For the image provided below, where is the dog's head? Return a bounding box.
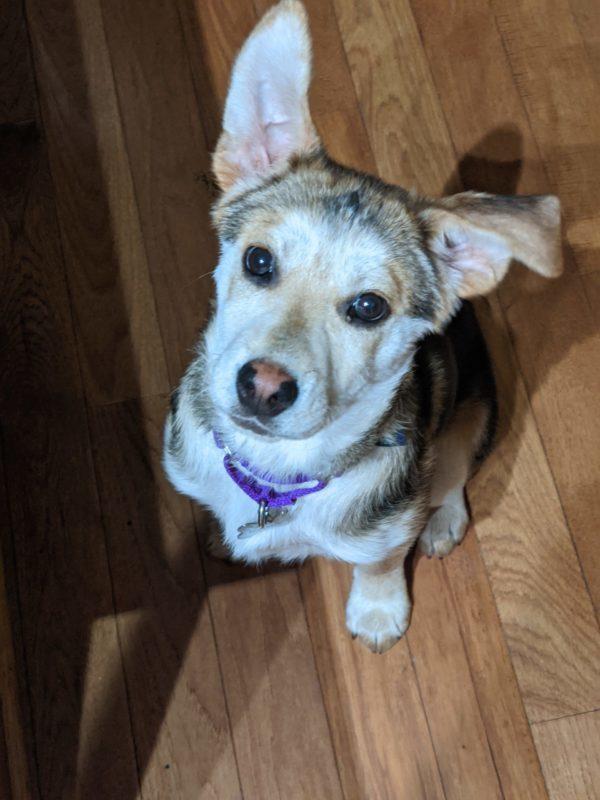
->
[204,0,561,442]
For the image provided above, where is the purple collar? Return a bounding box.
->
[213,426,406,531]
[213,432,328,509]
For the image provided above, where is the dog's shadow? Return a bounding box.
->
[409,125,590,585]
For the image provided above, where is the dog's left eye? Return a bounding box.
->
[346,293,390,324]
[244,246,274,283]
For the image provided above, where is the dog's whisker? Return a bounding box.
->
[182,269,216,289]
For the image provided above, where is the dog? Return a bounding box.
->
[164,0,561,653]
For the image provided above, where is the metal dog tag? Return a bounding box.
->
[238,501,290,539]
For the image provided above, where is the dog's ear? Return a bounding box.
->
[213,0,318,194]
[419,192,562,297]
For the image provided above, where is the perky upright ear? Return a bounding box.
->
[420,192,562,297]
[212,0,318,194]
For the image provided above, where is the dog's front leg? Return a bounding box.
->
[346,544,413,654]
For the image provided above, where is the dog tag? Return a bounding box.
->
[238,501,290,539]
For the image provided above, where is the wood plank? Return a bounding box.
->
[407,556,502,800]
[0,120,139,797]
[336,0,600,723]
[501,276,600,615]
[24,0,169,404]
[179,0,255,151]
[408,0,558,198]
[300,560,445,800]
[89,396,241,799]
[470,293,600,721]
[570,0,600,80]
[411,0,600,618]
[332,0,455,195]
[532,710,600,799]
[203,555,344,800]
[444,518,548,800]
[0,590,30,800]
[0,0,37,124]
[0,456,35,800]
[99,0,218,384]
[490,0,600,275]
[0,707,13,800]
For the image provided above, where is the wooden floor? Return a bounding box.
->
[1,0,599,797]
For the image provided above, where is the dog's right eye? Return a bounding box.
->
[244,246,275,283]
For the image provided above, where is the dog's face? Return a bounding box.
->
[207,165,444,439]
[204,0,561,441]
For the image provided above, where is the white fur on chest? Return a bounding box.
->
[164,413,416,567]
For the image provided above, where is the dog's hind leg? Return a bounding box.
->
[419,400,492,558]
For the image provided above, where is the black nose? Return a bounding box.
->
[236,360,299,417]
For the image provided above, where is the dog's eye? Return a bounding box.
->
[244,246,274,282]
[347,293,390,324]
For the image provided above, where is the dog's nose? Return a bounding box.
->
[236,360,298,417]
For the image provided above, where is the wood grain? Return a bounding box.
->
[0,120,139,798]
[334,0,600,723]
[301,559,446,800]
[489,0,600,276]
[180,0,256,150]
[411,0,600,621]
[3,0,599,797]
[203,555,344,800]
[407,556,503,800]
[444,519,548,800]
[532,711,600,799]
[332,0,455,195]
[89,396,241,799]
[99,0,219,384]
[0,454,34,800]
[0,0,36,124]
[501,277,600,616]
[472,293,600,721]
[570,0,600,81]
[24,0,169,405]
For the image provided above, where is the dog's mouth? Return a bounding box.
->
[228,410,329,441]
[229,413,276,437]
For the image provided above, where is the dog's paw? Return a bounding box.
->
[419,503,469,558]
[346,588,410,654]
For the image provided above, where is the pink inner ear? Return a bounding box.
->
[238,138,271,178]
[264,121,297,165]
[438,240,481,288]
[446,241,489,276]
[258,79,298,166]
[433,223,511,297]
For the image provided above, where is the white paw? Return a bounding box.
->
[346,587,410,654]
[419,503,469,558]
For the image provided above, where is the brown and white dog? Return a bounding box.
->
[164,0,561,653]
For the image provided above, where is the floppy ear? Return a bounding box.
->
[213,0,319,194]
[420,192,562,297]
